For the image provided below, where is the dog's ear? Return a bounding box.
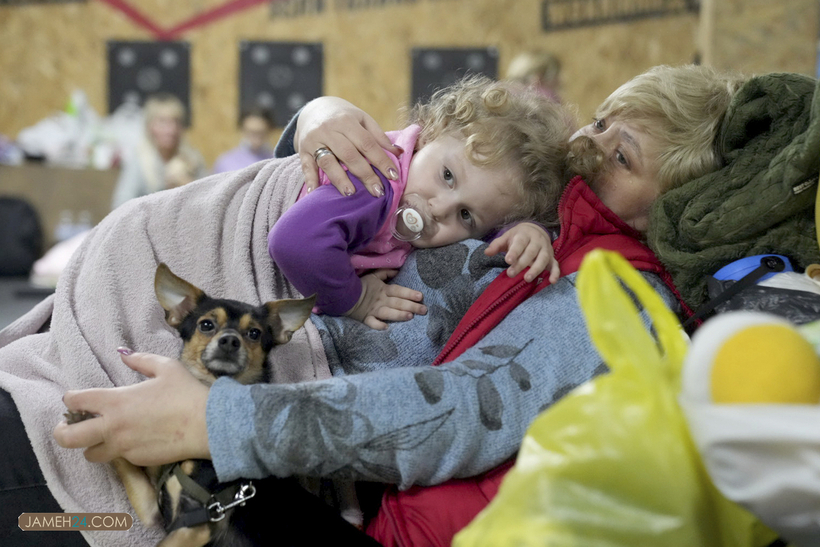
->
[266,294,316,344]
[154,263,205,327]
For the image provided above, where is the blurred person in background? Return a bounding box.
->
[506,50,563,103]
[212,106,276,174]
[111,93,206,210]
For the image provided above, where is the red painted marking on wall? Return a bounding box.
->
[98,0,169,39]
[165,0,272,38]
[97,0,285,40]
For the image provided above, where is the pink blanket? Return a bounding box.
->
[0,156,331,547]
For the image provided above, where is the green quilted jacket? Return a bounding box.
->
[648,72,820,310]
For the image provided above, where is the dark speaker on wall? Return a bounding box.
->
[107,41,191,124]
[411,47,499,105]
[239,41,323,128]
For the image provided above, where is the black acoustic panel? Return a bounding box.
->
[411,47,498,106]
[107,41,191,124]
[239,41,323,128]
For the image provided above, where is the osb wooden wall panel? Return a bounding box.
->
[704,0,817,76]
[0,1,704,165]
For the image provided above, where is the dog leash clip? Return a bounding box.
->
[207,481,257,522]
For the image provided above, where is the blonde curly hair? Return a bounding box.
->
[407,74,574,227]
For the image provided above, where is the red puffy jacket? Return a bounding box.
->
[367,177,690,546]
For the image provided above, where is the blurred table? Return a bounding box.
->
[0,163,118,250]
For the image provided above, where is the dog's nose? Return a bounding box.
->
[218,333,241,354]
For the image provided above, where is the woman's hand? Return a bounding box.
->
[53,350,210,467]
[295,97,402,197]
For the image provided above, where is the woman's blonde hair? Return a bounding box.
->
[408,74,573,227]
[595,64,748,192]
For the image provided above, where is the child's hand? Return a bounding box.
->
[484,222,560,284]
[345,270,427,330]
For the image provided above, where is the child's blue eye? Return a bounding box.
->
[443,167,454,186]
[199,319,215,333]
[460,209,472,223]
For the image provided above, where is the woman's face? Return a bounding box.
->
[148,110,183,156]
[241,115,272,153]
[571,116,661,233]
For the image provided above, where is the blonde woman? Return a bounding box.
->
[505,50,563,102]
[111,93,206,209]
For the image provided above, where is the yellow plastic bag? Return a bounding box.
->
[454,249,778,547]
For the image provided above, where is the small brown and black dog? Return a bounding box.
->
[67,263,315,547]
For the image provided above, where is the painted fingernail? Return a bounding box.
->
[117,347,133,356]
[374,186,385,197]
[387,168,398,180]
[344,187,354,196]
[306,186,313,193]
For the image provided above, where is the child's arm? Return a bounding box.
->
[269,172,425,322]
[345,269,426,330]
[484,222,560,284]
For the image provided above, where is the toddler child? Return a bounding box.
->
[269,75,573,329]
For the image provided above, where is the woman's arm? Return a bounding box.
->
[277,97,402,197]
[54,273,677,489]
[204,275,601,487]
[211,271,678,487]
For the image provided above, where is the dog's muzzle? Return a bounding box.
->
[202,331,248,376]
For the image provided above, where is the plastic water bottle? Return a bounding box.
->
[54,210,75,243]
[75,210,93,235]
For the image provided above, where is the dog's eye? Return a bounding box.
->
[247,328,262,341]
[198,319,215,333]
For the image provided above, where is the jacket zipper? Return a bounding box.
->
[433,277,531,365]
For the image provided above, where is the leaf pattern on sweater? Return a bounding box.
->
[414,339,536,431]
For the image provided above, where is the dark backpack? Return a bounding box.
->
[0,197,43,276]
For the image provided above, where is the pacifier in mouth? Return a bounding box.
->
[392,193,431,242]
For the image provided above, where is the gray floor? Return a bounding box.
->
[0,277,52,331]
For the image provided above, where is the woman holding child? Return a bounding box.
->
[43,64,769,547]
[5,61,809,547]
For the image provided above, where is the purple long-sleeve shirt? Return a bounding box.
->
[268,170,396,315]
